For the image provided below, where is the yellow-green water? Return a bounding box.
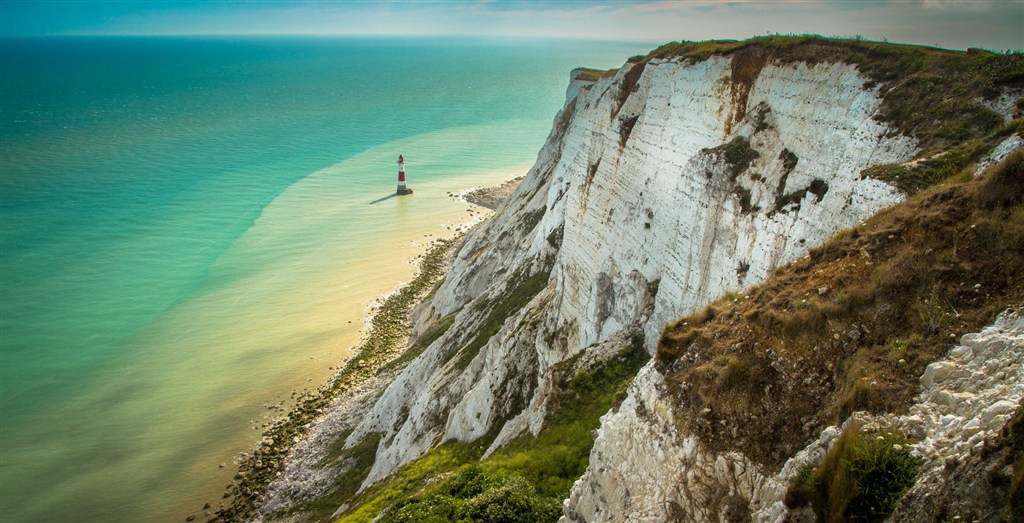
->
[0,37,650,521]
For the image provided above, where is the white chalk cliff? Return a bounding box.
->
[345,52,917,488]
[259,44,1024,522]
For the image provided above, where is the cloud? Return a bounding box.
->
[2,0,1021,51]
[921,0,1022,11]
[627,0,771,13]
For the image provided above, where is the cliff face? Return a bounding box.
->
[348,52,917,488]
[257,39,1024,522]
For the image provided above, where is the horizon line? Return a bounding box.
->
[2,33,1016,54]
[0,31,658,44]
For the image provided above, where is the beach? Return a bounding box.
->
[0,37,648,522]
[177,164,526,518]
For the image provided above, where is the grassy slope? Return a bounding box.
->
[332,343,649,522]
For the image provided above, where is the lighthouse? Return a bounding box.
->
[396,154,413,195]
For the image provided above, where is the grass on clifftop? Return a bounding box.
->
[572,68,617,82]
[333,341,649,523]
[640,35,1024,185]
[655,149,1024,472]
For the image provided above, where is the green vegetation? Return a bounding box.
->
[860,123,1020,194]
[336,342,649,522]
[808,179,830,200]
[766,148,806,213]
[647,278,661,298]
[785,425,920,522]
[380,313,456,374]
[780,148,799,172]
[704,136,760,180]
[773,177,830,213]
[701,137,761,213]
[723,136,761,179]
[287,434,383,521]
[753,103,772,132]
[572,68,617,82]
[619,115,639,146]
[655,151,1024,469]
[585,159,601,188]
[521,208,546,233]
[378,467,560,523]
[736,261,751,281]
[448,269,550,372]
[735,185,755,213]
[496,339,649,497]
[615,60,647,111]
[211,237,461,522]
[336,437,493,523]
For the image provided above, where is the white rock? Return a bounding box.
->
[922,361,958,388]
[948,344,973,362]
[981,400,1018,425]
[973,133,1024,175]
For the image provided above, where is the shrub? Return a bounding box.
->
[619,115,640,146]
[780,148,799,172]
[786,425,921,522]
[459,475,561,523]
[647,278,661,297]
[702,136,761,180]
[378,468,560,523]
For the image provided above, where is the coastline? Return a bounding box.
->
[206,234,462,522]
[460,176,524,210]
[196,174,523,523]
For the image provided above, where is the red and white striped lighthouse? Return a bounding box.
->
[396,154,413,195]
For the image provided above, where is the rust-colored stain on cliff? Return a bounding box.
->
[723,48,770,137]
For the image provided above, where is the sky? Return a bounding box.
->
[1,0,1022,51]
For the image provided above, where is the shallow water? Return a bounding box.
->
[0,36,649,521]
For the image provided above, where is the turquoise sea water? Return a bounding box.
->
[0,37,649,521]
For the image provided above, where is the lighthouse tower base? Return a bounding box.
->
[397,185,414,195]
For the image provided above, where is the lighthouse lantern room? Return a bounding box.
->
[397,154,413,195]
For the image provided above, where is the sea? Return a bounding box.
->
[0,36,650,522]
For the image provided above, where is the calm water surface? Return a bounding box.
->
[0,37,650,521]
